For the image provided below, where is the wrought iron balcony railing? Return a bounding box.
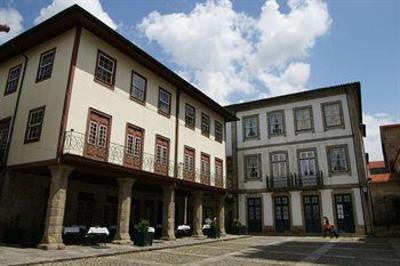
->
[266,171,323,190]
[63,130,225,187]
[177,164,224,187]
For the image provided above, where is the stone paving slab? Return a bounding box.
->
[119,250,204,265]
[0,235,248,266]
[4,236,400,266]
[317,256,400,266]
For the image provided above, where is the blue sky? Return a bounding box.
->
[0,0,399,160]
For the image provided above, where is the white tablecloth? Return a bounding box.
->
[202,224,210,230]
[177,225,191,231]
[63,226,80,234]
[87,227,109,235]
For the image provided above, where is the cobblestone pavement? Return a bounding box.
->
[4,236,400,266]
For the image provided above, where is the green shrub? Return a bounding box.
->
[138,219,150,233]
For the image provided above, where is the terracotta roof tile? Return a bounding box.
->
[370,173,400,183]
[368,161,385,169]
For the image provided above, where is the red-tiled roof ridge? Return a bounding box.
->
[368,160,385,169]
[370,173,400,183]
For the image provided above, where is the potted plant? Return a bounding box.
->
[134,220,153,247]
[231,219,245,235]
[208,219,220,238]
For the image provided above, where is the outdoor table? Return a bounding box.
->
[176,225,191,238]
[86,227,109,248]
[202,224,211,236]
[63,225,87,244]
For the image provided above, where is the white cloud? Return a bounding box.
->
[34,0,117,30]
[0,7,23,44]
[364,112,400,161]
[138,0,331,103]
[257,62,310,96]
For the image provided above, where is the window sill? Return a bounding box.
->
[94,77,115,90]
[35,76,52,84]
[158,109,171,118]
[130,96,146,106]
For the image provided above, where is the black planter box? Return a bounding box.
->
[134,231,154,247]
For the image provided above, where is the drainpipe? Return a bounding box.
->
[0,53,29,198]
[173,88,181,179]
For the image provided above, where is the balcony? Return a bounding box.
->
[265,171,324,191]
[179,166,224,188]
[63,130,225,188]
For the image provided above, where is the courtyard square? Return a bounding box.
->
[2,236,400,266]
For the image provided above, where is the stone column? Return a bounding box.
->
[217,194,227,236]
[192,191,205,238]
[38,165,74,250]
[161,186,176,240]
[113,178,135,244]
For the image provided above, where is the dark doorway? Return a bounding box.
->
[334,194,355,233]
[274,196,290,233]
[247,197,262,233]
[303,195,321,233]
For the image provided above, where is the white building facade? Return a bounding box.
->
[0,6,236,249]
[225,84,373,235]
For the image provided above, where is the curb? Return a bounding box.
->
[12,235,251,266]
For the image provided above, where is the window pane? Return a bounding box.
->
[324,103,342,127]
[201,114,210,136]
[244,117,258,138]
[159,89,171,114]
[296,108,312,131]
[131,73,146,101]
[269,112,284,135]
[215,121,223,142]
[37,50,55,81]
[329,147,347,172]
[95,52,115,85]
[185,104,195,128]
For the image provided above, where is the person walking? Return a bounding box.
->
[322,217,339,238]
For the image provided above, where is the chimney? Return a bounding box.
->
[0,24,10,33]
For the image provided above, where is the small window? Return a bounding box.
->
[95,51,116,87]
[158,88,171,116]
[215,121,223,143]
[201,113,210,137]
[322,101,344,130]
[245,154,261,179]
[268,110,285,137]
[185,104,196,129]
[25,106,45,143]
[131,71,146,103]
[271,152,288,178]
[327,145,350,174]
[243,115,259,140]
[4,64,22,95]
[36,48,56,82]
[294,106,313,133]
